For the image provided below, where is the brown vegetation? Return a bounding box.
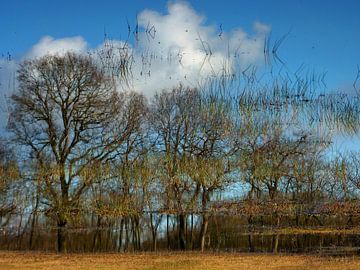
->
[1,252,360,270]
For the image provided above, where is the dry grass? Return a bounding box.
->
[0,252,360,270]
[278,226,360,235]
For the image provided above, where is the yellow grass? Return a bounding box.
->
[0,252,360,270]
[247,226,360,236]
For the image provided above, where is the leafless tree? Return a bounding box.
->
[8,53,145,252]
[0,138,19,226]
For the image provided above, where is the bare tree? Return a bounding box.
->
[0,138,19,226]
[148,86,201,250]
[148,85,233,251]
[8,53,145,252]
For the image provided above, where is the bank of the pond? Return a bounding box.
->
[0,252,360,270]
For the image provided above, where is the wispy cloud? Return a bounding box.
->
[0,58,17,131]
[0,0,270,120]
[25,36,88,59]
[129,1,270,95]
[19,1,269,96]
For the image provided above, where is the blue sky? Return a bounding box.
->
[0,0,360,152]
[1,0,359,91]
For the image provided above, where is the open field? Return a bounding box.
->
[0,252,360,270]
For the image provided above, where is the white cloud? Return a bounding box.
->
[1,1,270,104]
[0,36,88,132]
[126,1,270,95]
[0,59,17,132]
[25,36,88,59]
[0,36,88,133]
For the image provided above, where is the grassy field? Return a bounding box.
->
[1,252,360,270]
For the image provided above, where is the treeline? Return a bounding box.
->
[1,52,360,253]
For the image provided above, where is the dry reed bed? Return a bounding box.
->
[0,252,360,270]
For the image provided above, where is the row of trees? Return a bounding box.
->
[1,52,360,252]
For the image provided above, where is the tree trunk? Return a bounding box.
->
[16,209,24,249]
[124,217,129,252]
[152,230,157,251]
[58,172,69,253]
[28,213,37,250]
[190,214,194,250]
[178,214,186,250]
[248,216,254,252]
[199,213,209,252]
[167,214,171,250]
[57,220,67,253]
[273,234,279,253]
[133,216,141,251]
[92,216,102,251]
[118,218,124,252]
[150,212,158,252]
[273,215,280,253]
[29,185,40,250]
